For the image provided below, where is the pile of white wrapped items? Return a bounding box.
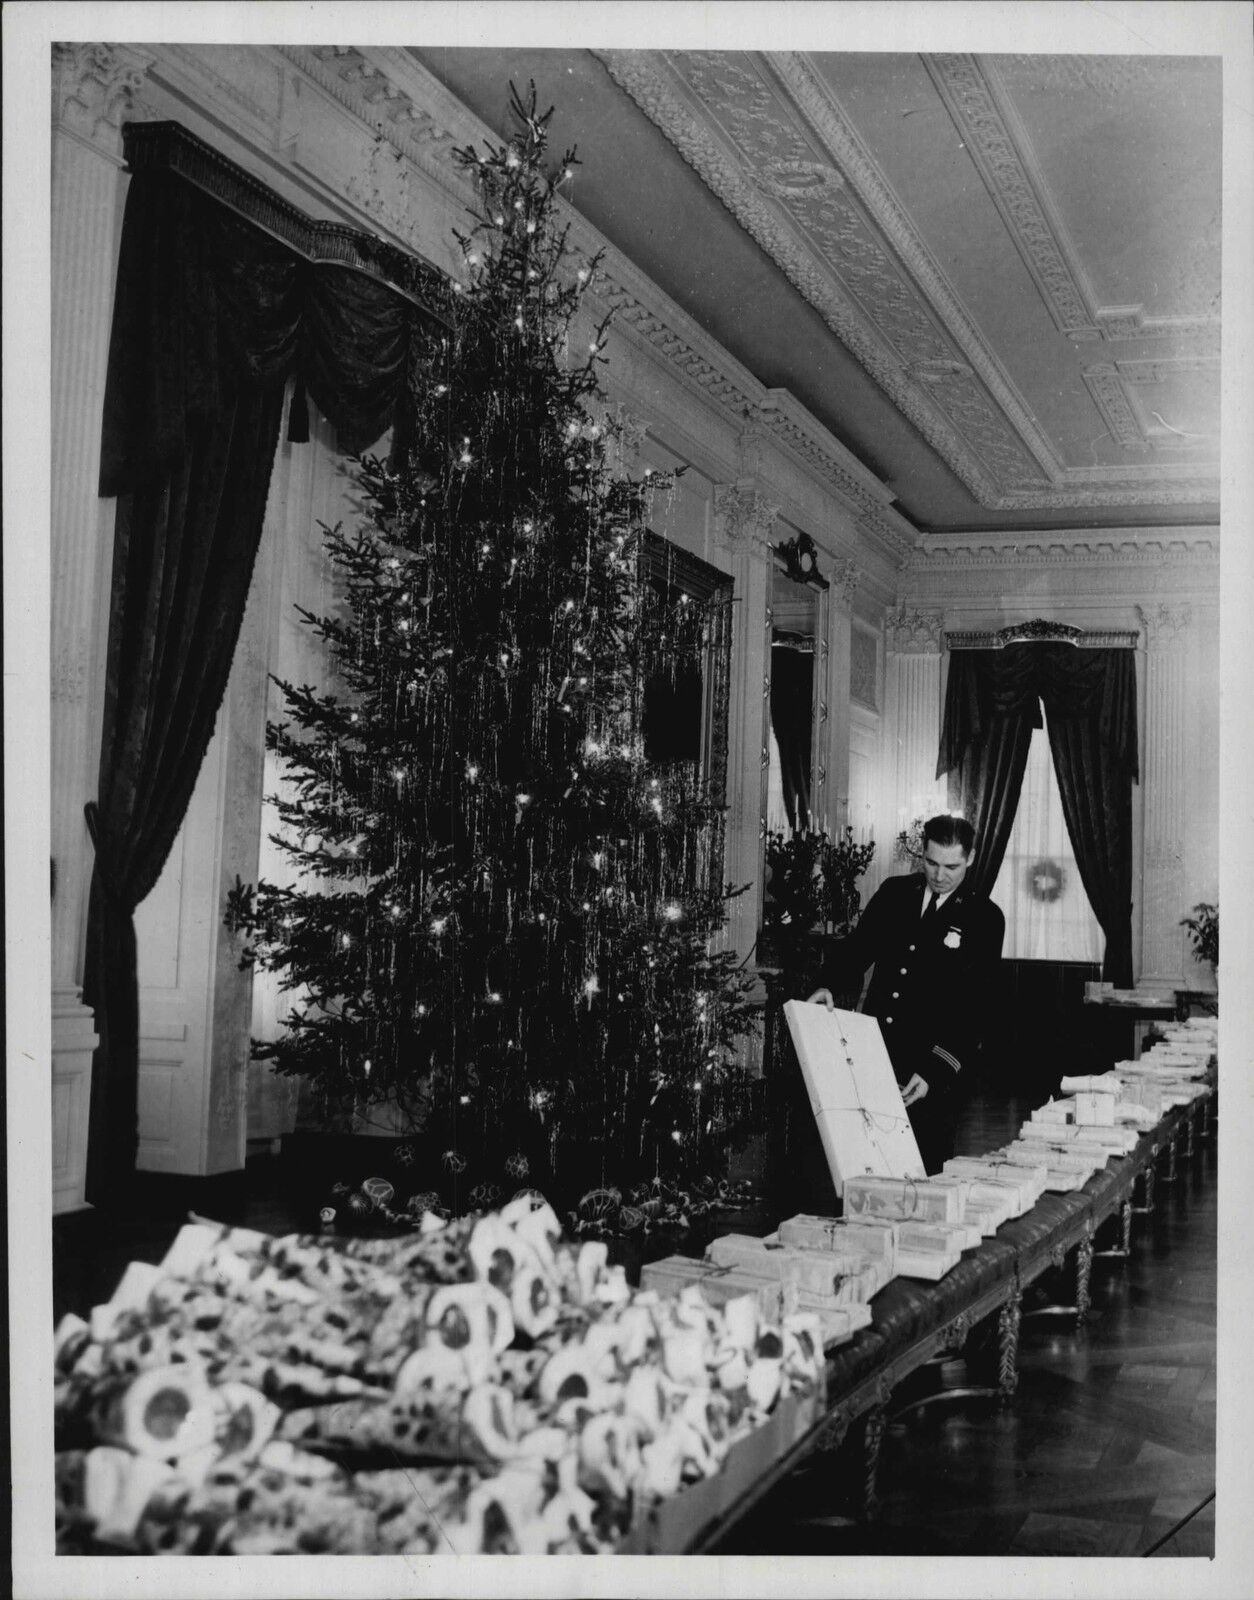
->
[54,1193,825,1555]
[646,1164,1043,1302]
[953,1015,1217,1193]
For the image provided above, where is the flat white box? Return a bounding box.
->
[843,1174,963,1225]
[704,1235,889,1303]
[783,1001,924,1195]
[943,1157,1046,1209]
[1024,1118,1079,1142]
[774,1216,897,1274]
[1005,1140,1104,1176]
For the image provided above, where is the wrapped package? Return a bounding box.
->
[1023,1118,1080,1142]
[1004,1140,1104,1176]
[782,1000,924,1196]
[942,1157,1046,1210]
[992,1147,1092,1190]
[1059,1074,1123,1096]
[1068,1125,1139,1155]
[843,1174,963,1225]
[775,1215,897,1273]
[637,1258,870,1347]
[704,1235,887,1300]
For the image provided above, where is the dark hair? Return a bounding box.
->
[922,814,975,855]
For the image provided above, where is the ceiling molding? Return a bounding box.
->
[926,55,1107,343]
[599,48,1218,513]
[905,527,1219,571]
[599,48,1032,502]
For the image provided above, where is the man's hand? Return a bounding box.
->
[901,1073,930,1108]
[806,988,836,1010]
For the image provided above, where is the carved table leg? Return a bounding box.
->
[997,1288,1022,1404]
[1200,1099,1213,1142]
[862,1406,888,1521]
[1162,1134,1178,1186]
[1183,1114,1195,1160]
[1075,1233,1094,1323]
[1132,1157,1157,1216]
[1094,1197,1134,1259]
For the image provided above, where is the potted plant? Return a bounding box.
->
[1180,901,1218,974]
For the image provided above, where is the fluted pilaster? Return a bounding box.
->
[50,43,152,995]
[1137,604,1192,986]
[882,606,947,851]
[714,483,774,967]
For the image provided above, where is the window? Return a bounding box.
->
[990,708,1103,963]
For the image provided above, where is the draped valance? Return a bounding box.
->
[938,642,1139,784]
[99,119,450,496]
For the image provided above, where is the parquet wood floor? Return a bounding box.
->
[714,1091,1217,1558]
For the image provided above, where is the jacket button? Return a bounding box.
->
[891,991,899,999]
[900,967,907,975]
[885,1016,894,1025]
[908,945,916,952]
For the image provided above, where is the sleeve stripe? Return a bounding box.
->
[931,1045,962,1074]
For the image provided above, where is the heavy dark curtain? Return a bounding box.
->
[83,136,445,1201]
[770,646,814,831]
[938,643,1138,985]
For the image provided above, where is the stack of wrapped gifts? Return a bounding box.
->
[1109,1017,1216,1108]
[640,1244,877,1349]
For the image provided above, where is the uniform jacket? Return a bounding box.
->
[821,870,1005,1093]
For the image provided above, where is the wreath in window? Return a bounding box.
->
[1027,858,1065,903]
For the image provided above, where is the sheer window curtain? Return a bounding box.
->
[990,711,1104,963]
[248,399,368,1141]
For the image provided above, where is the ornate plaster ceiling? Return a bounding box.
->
[414,47,1220,536]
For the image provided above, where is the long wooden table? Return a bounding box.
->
[657,1085,1215,1554]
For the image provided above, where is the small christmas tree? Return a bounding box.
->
[227,86,757,1207]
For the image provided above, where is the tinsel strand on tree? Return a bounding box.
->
[227,86,758,1207]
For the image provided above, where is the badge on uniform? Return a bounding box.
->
[944,928,962,948]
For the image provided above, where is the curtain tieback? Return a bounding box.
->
[83,801,128,907]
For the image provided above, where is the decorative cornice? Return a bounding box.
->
[945,619,1139,650]
[1137,602,1194,647]
[906,529,1219,572]
[53,42,154,151]
[886,605,944,653]
[714,482,779,547]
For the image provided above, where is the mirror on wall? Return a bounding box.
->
[638,531,734,889]
[766,565,821,835]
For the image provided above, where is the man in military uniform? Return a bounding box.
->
[809,814,1005,1172]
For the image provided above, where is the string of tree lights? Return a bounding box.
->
[226,86,758,1207]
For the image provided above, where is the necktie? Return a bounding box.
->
[921,891,941,923]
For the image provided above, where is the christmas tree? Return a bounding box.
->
[227,87,758,1210]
